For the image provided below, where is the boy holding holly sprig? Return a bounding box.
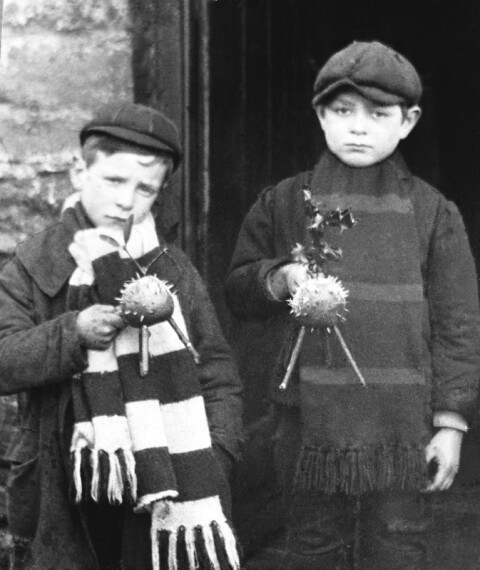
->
[226,41,480,569]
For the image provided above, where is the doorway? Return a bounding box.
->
[207,0,480,560]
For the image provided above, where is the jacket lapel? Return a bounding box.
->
[15,209,78,298]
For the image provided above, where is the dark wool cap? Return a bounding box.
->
[80,102,183,170]
[312,41,422,107]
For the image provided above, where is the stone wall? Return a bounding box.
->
[0,0,133,263]
[0,2,133,562]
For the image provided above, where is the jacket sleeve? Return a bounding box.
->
[225,187,292,321]
[176,250,244,465]
[427,198,480,422]
[0,257,87,395]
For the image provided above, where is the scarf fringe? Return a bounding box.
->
[71,448,137,504]
[294,444,428,495]
[152,521,241,570]
[66,211,240,567]
[72,449,83,503]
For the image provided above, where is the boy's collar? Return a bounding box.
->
[309,149,412,202]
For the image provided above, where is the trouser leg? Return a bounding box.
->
[359,491,431,570]
[85,501,124,569]
[284,492,354,570]
[273,405,354,570]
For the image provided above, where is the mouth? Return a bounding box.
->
[345,144,371,151]
[106,216,129,224]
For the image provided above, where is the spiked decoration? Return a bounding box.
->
[118,275,200,376]
[288,274,348,328]
[119,275,175,327]
[280,187,366,390]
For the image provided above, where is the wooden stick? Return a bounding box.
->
[279,326,306,391]
[333,324,367,387]
[168,318,201,364]
[140,325,150,377]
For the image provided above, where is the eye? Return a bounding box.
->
[332,105,351,116]
[137,185,158,197]
[105,176,123,185]
[372,109,389,119]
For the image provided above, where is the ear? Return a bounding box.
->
[160,176,170,191]
[399,106,422,140]
[314,105,327,132]
[69,155,87,191]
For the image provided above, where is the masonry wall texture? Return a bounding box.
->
[0,0,133,263]
[0,2,133,563]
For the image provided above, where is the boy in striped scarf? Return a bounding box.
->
[226,41,480,569]
[0,102,243,570]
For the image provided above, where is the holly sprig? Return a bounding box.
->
[292,188,356,275]
[280,186,366,390]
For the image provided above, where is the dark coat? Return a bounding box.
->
[0,213,243,569]
[225,152,480,420]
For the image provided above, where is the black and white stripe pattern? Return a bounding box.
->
[67,204,240,570]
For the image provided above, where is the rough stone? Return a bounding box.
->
[3,0,128,31]
[0,0,133,258]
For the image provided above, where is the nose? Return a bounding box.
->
[349,110,368,135]
[115,187,135,211]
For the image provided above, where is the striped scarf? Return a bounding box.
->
[66,203,240,570]
[294,150,431,495]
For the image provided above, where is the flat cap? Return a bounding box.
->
[312,41,422,107]
[80,102,183,170]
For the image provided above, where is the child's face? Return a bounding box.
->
[76,151,169,229]
[316,90,420,167]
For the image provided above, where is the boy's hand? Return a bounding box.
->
[76,305,126,350]
[424,428,463,492]
[69,228,122,275]
[268,263,311,300]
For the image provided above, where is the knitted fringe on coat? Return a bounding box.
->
[294,444,429,495]
[292,151,433,496]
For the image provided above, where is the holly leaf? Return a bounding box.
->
[326,209,356,231]
[302,188,312,202]
[338,209,356,231]
[308,212,325,232]
[291,243,308,264]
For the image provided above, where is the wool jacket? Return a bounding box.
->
[0,210,243,569]
[225,151,480,422]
